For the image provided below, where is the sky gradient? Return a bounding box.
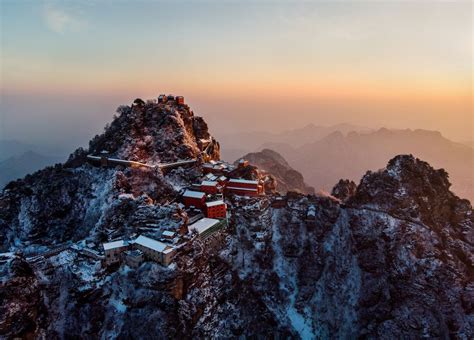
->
[1,0,472,153]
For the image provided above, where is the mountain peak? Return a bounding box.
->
[351,154,471,228]
[68,97,220,167]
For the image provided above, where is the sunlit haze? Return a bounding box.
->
[1,0,472,153]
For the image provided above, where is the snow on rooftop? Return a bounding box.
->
[103,240,128,251]
[201,181,218,187]
[189,218,220,234]
[183,190,205,199]
[226,186,258,192]
[127,249,143,257]
[135,235,171,252]
[205,200,225,207]
[307,205,316,216]
[228,178,259,185]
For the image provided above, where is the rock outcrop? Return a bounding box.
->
[236,149,314,194]
[0,99,218,252]
[228,155,473,338]
[331,179,357,201]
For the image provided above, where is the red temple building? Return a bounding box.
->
[225,178,264,197]
[200,180,221,195]
[182,190,206,209]
[176,96,185,105]
[205,200,227,219]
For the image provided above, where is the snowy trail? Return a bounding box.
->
[271,209,315,339]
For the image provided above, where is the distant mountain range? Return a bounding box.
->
[0,140,37,161]
[0,150,64,189]
[260,128,473,202]
[0,140,67,189]
[217,123,372,162]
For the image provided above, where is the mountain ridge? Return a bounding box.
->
[0,98,472,338]
[263,128,474,202]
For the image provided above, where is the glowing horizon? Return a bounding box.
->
[1,0,472,146]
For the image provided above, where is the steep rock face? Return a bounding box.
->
[82,101,219,164]
[350,154,472,232]
[237,149,314,194]
[346,154,474,338]
[0,99,218,253]
[227,155,473,338]
[331,179,357,201]
[0,255,45,338]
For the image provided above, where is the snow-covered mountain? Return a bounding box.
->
[0,99,472,338]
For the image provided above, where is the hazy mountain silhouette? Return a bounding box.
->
[263,128,474,202]
[0,140,36,162]
[0,151,64,189]
[217,123,371,161]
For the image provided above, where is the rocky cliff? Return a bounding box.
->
[0,99,219,253]
[237,149,314,195]
[228,155,473,338]
[0,98,472,339]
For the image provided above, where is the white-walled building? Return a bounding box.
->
[189,218,226,239]
[134,235,176,266]
[103,240,129,266]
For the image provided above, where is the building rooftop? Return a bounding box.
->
[103,240,128,251]
[228,178,259,185]
[126,249,144,257]
[189,218,220,235]
[226,186,258,192]
[307,205,316,216]
[135,235,171,252]
[205,200,226,207]
[183,190,205,199]
[201,180,218,187]
[162,230,176,237]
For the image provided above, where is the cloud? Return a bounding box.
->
[43,4,85,34]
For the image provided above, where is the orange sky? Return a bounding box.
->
[1,1,472,149]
